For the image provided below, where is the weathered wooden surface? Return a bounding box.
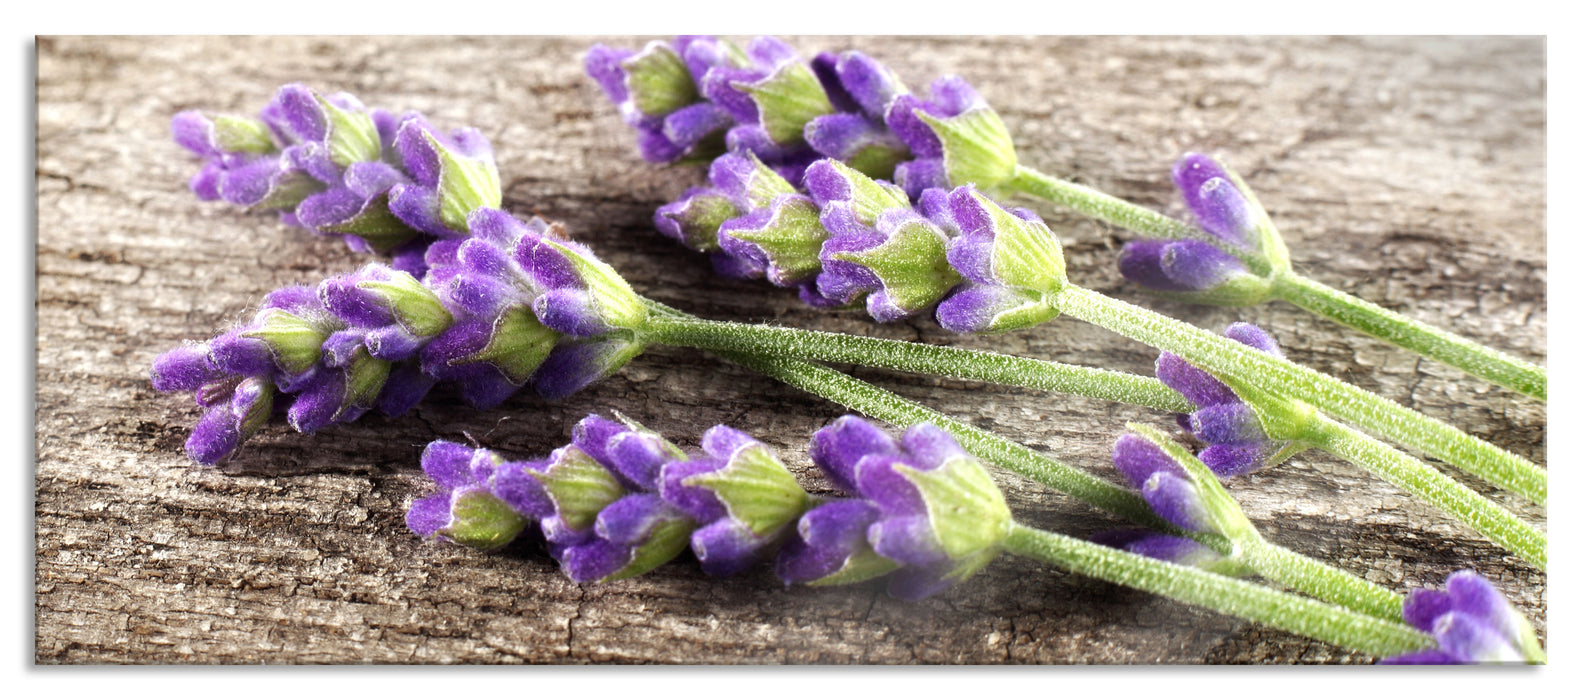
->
[35,36,1545,664]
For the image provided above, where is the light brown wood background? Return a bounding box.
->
[36,36,1545,664]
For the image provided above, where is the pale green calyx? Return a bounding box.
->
[738,152,799,209]
[741,60,835,145]
[603,515,696,582]
[209,114,277,154]
[897,454,1011,560]
[685,443,809,537]
[456,305,560,384]
[532,446,628,532]
[439,488,530,551]
[358,273,454,337]
[245,309,333,375]
[831,216,961,313]
[428,130,503,235]
[542,238,649,331]
[917,108,1018,194]
[721,195,827,285]
[340,346,392,414]
[623,41,700,118]
[317,94,383,168]
[817,159,911,226]
[969,189,1066,294]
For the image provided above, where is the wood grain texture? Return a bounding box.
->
[35,36,1545,664]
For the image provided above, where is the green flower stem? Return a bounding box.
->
[1304,414,1547,569]
[1270,272,1546,400]
[1002,523,1431,658]
[1008,164,1546,401]
[641,314,1193,414]
[1053,285,1547,507]
[1006,165,1270,274]
[1236,537,1405,623]
[699,340,1408,622]
[706,346,1170,532]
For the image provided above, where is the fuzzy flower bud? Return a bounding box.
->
[1155,323,1297,477]
[803,51,911,179]
[810,416,1011,600]
[886,77,1017,198]
[1089,530,1247,577]
[405,441,532,551]
[935,186,1064,333]
[660,426,811,577]
[1381,570,1545,664]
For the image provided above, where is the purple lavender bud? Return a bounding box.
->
[150,343,223,393]
[1172,153,1263,250]
[217,153,325,210]
[1111,434,1218,533]
[548,493,695,582]
[387,115,501,237]
[723,125,821,184]
[805,113,909,180]
[709,151,797,210]
[824,51,910,122]
[320,264,452,340]
[775,499,899,586]
[572,414,686,492]
[802,159,910,224]
[420,306,560,408]
[1189,403,1267,444]
[1197,442,1275,478]
[588,41,699,124]
[836,419,1010,598]
[886,77,1016,193]
[1382,570,1545,664]
[658,425,810,577]
[1112,433,1190,490]
[809,414,900,494]
[1119,239,1251,292]
[654,186,741,253]
[1155,351,1241,409]
[929,186,1065,334]
[406,441,531,551]
[717,193,827,287]
[533,337,646,401]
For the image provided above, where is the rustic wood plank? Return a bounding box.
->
[35,35,1545,664]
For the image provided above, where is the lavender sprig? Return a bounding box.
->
[407,413,1437,657]
[151,207,645,464]
[172,83,502,275]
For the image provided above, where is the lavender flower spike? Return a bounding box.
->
[1155,322,1299,478]
[660,425,811,577]
[585,37,741,163]
[810,416,1012,600]
[1381,570,1545,664]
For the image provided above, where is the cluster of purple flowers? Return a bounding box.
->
[1116,153,1275,304]
[172,83,501,275]
[658,154,1066,333]
[587,35,1013,194]
[151,207,647,465]
[409,414,1010,599]
[408,413,811,582]
[1382,570,1545,664]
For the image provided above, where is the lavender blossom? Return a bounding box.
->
[659,425,811,577]
[1381,570,1545,664]
[935,186,1064,334]
[1155,323,1295,477]
[585,37,744,163]
[405,441,532,551]
[797,416,1011,600]
[811,174,962,320]
[885,76,1017,198]
[154,209,646,464]
[172,84,503,275]
[803,51,912,179]
[1116,153,1280,305]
